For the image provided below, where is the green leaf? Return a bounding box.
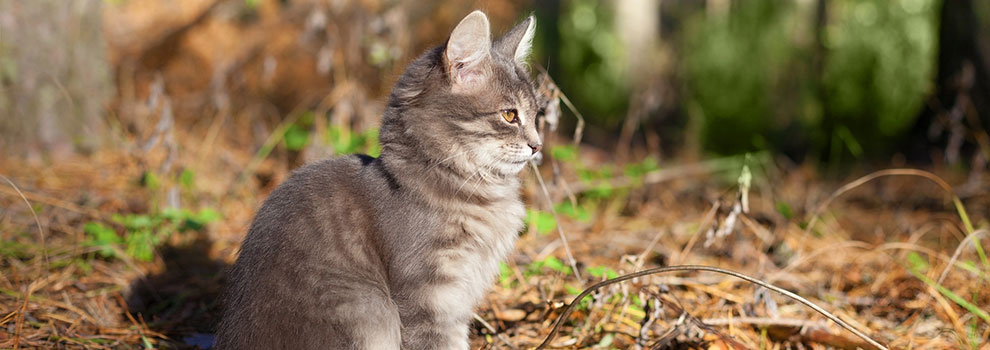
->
[564,284,593,310]
[775,201,794,220]
[565,284,584,295]
[83,222,121,258]
[526,209,556,235]
[587,265,618,279]
[141,172,160,190]
[542,256,571,274]
[525,256,571,275]
[555,201,592,223]
[550,145,578,162]
[179,169,195,190]
[160,207,186,221]
[283,123,310,151]
[623,157,659,179]
[906,251,929,273]
[141,335,154,349]
[363,128,381,157]
[905,259,990,325]
[125,230,156,262]
[498,262,514,286]
[186,208,220,230]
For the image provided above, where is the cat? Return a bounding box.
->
[215,11,542,350]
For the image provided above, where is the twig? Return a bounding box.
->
[804,169,975,236]
[937,229,988,284]
[0,174,49,268]
[12,284,33,350]
[0,185,105,220]
[702,317,828,328]
[529,161,582,282]
[534,265,889,350]
[534,65,584,147]
[705,317,877,350]
[634,229,664,271]
[557,92,585,148]
[648,293,748,350]
[674,202,719,264]
[473,313,520,350]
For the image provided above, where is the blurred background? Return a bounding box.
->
[2,0,988,169]
[2,0,990,349]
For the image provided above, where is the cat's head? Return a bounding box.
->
[381,11,542,182]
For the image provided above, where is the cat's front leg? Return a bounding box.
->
[399,285,475,350]
[401,319,470,350]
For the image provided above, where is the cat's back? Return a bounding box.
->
[239,153,396,272]
[255,153,392,219]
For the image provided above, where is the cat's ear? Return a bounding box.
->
[445,11,492,91]
[496,15,536,67]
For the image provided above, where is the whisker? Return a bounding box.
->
[426,149,473,173]
[467,156,504,201]
[456,157,499,197]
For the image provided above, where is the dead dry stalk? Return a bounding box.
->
[0,174,49,268]
[534,265,888,350]
[529,161,583,282]
[804,168,975,236]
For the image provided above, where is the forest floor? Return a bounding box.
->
[1,127,988,349]
[3,0,988,349]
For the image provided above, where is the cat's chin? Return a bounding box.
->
[500,160,529,175]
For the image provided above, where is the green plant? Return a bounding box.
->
[587,265,619,279]
[822,0,938,159]
[498,262,515,288]
[284,112,314,151]
[552,0,629,128]
[83,208,219,262]
[623,157,659,181]
[526,256,572,276]
[555,201,592,223]
[550,145,579,163]
[564,284,593,311]
[904,252,990,325]
[578,165,616,199]
[526,209,556,235]
[325,125,380,157]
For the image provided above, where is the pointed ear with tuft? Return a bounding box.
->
[445,11,492,92]
[496,15,536,67]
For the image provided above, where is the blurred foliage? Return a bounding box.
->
[538,0,941,163]
[822,0,938,159]
[551,0,629,129]
[684,0,798,155]
[684,0,937,159]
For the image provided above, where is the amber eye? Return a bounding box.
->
[500,109,518,123]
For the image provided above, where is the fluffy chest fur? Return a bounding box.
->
[432,197,525,311]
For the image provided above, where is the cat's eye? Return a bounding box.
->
[500,109,518,123]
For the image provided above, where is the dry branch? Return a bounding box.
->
[534,265,888,350]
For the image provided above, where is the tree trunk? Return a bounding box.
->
[0,0,111,160]
[904,0,990,165]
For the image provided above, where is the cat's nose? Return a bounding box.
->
[528,142,542,154]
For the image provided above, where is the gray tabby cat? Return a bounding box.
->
[215,11,541,350]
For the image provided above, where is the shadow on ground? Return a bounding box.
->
[126,234,228,349]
